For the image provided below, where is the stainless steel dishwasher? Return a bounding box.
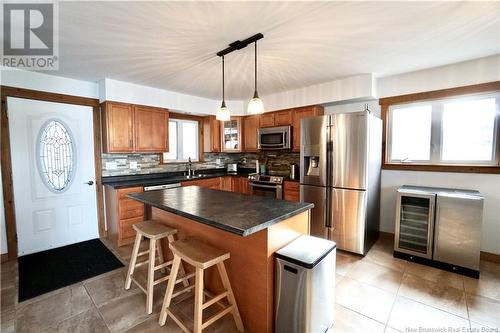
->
[394,185,483,277]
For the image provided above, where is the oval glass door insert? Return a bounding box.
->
[37,119,76,192]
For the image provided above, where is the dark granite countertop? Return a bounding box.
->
[102,168,254,189]
[127,186,313,237]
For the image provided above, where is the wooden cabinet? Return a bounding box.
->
[220,176,233,192]
[275,110,293,126]
[105,186,144,246]
[284,181,300,202]
[203,116,221,153]
[259,113,275,128]
[243,115,259,152]
[181,177,222,190]
[232,177,250,194]
[221,117,242,152]
[292,106,324,151]
[102,102,134,153]
[134,105,169,152]
[102,101,169,153]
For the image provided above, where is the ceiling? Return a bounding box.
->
[54,1,500,99]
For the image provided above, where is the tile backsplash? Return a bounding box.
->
[102,151,299,177]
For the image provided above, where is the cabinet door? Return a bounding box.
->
[292,106,324,151]
[134,106,169,152]
[283,181,299,201]
[102,102,134,153]
[275,110,292,126]
[259,113,275,128]
[243,115,259,152]
[203,116,221,152]
[220,176,233,192]
[221,117,242,152]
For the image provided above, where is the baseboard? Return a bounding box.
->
[379,231,500,264]
[1,253,8,263]
[480,251,500,264]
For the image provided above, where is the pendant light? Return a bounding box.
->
[247,41,264,114]
[216,55,230,121]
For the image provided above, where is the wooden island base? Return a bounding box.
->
[151,207,310,333]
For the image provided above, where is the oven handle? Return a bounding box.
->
[259,143,286,147]
[249,183,279,189]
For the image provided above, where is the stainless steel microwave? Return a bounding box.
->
[258,126,291,150]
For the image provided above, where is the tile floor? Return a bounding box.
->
[1,237,499,333]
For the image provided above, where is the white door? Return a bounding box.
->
[8,97,98,255]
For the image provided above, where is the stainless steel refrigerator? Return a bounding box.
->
[300,111,382,255]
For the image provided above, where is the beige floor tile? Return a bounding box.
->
[464,266,500,301]
[1,261,17,290]
[15,284,94,332]
[466,293,500,329]
[365,239,407,273]
[1,286,17,311]
[0,307,15,333]
[346,260,404,294]
[384,327,402,333]
[84,270,139,307]
[335,273,344,286]
[124,315,180,332]
[388,296,469,332]
[41,307,110,333]
[98,286,165,333]
[336,253,361,276]
[336,277,396,324]
[331,304,385,333]
[398,273,467,318]
[405,262,464,290]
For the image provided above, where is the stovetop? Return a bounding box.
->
[248,173,284,184]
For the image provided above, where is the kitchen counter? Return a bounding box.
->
[128,186,313,236]
[127,186,312,333]
[102,168,254,189]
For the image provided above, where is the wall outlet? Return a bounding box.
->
[129,161,138,169]
[105,162,118,170]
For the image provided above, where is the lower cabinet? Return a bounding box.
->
[180,177,222,189]
[284,181,300,201]
[232,177,250,194]
[105,186,145,246]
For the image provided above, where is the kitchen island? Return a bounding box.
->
[128,186,313,333]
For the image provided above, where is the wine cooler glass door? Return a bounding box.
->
[395,191,436,259]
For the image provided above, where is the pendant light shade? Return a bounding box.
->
[216,55,231,121]
[247,41,264,114]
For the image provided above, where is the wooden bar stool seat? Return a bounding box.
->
[125,220,190,314]
[159,238,245,333]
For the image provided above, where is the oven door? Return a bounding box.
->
[249,182,282,199]
[258,126,291,150]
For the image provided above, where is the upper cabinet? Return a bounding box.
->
[102,101,169,153]
[275,110,293,126]
[259,113,275,128]
[203,116,221,153]
[243,115,259,152]
[292,106,324,151]
[134,105,169,152]
[221,117,242,152]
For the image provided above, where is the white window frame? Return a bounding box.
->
[163,118,199,163]
[387,92,500,166]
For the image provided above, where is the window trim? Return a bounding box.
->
[161,113,204,164]
[380,81,500,174]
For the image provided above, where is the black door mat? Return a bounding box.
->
[18,238,124,302]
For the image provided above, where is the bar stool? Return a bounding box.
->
[125,220,190,314]
[159,238,244,333]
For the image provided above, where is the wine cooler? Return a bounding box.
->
[394,185,483,277]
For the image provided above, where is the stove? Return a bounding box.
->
[248,173,283,199]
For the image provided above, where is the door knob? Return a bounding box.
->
[85,181,94,186]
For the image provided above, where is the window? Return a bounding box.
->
[163,118,199,162]
[387,92,499,166]
[37,119,76,192]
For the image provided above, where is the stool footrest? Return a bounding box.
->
[131,277,147,294]
[202,291,228,310]
[154,260,173,271]
[172,285,195,298]
[202,305,233,329]
[137,250,149,257]
[166,308,191,333]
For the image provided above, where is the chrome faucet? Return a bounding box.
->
[186,157,194,177]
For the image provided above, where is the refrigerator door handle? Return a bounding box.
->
[325,188,332,228]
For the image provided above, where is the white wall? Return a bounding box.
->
[375,55,500,254]
[101,78,245,115]
[0,158,7,254]
[260,74,376,112]
[324,99,381,118]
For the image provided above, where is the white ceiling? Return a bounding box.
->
[54,1,500,99]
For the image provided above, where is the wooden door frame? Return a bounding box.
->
[1,85,105,261]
